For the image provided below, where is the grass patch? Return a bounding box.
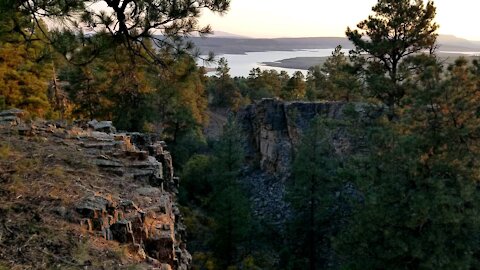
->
[6,157,42,193]
[46,165,68,179]
[0,143,11,160]
[72,239,91,263]
[14,157,41,173]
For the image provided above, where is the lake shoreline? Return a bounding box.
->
[261,52,480,71]
[262,56,329,70]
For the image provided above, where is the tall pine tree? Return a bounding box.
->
[210,118,252,269]
[285,117,340,270]
[346,0,438,115]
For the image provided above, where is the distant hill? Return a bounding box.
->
[190,34,480,55]
[189,31,249,39]
[437,35,480,52]
[189,37,353,54]
[263,52,479,71]
[211,31,250,38]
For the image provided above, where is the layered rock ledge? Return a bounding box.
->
[0,109,190,270]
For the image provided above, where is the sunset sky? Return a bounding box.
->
[198,0,480,40]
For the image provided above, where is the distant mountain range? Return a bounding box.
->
[190,34,480,55]
[190,31,249,39]
[437,35,480,51]
[190,36,352,54]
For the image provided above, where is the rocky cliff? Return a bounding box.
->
[238,98,365,177]
[237,99,373,226]
[0,109,190,269]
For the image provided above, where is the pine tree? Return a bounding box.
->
[58,44,209,133]
[151,54,209,138]
[285,117,340,270]
[12,0,230,65]
[0,7,53,116]
[335,56,480,269]
[308,46,361,102]
[247,68,289,99]
[281,71,307,101]
[209,58,242,109]
[346,0,438,111]
[209,118,252,269]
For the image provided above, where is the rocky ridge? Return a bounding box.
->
[0,109,190,269]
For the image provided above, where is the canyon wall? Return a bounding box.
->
[237,99,375,225]
[238,98,371,177]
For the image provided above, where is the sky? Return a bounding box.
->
[198,0,480,40]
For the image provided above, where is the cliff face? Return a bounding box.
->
[0,109,190,270]
[237,99,371,226]
[238,98,360,177]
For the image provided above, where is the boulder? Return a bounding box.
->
[94,121,116,133]
[88,120,117,133]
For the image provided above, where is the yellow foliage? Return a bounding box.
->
[0,40,53,117]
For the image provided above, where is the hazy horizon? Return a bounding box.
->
[208,32,480,42]
[200,0,480,41]
[209,31,479,42]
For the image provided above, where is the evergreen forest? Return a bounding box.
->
[2,0,480,269]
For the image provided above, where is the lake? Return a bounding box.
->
[199,49,340,77]
[199,49,480,77]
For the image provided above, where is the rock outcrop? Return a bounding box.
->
[237,98,375,225]
[0,110,190,269]
[238,98,371,177]
[0,108,25,125]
